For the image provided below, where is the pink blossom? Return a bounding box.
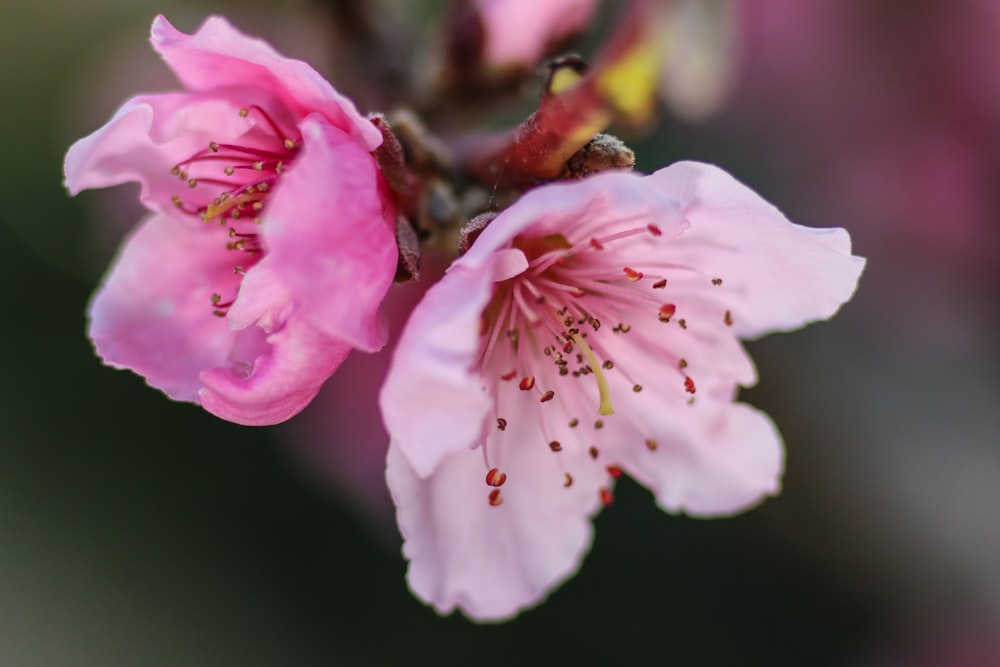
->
[473,0,599,71]
[64,16,397,425]
[380,161,864,620]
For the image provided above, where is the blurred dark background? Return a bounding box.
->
[2,1,999,664]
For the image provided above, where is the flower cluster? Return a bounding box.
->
[66,10,864,622]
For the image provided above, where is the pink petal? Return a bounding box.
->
[87,213,240,402]
[644,161,865,338]
[150,15,381,150]
[261,115,397,352]
[613,399,784,516]
[64,93,252,213]
[199,310,352,426]
[386,411,603,620]
[475,0,598,69]
[460,170,688,270]
[379,256,515,478]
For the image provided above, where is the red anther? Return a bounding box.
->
[540,390,555,403]
[589,446,599,460]
[549,441,563,452]
[569,288,587,297]
[590,238,604,250]
[488,489,503,506]
[684,376,696,394]
[599,488,614,506]
[645,438,658,452]
[496,418,507,431]
[724,309,734,326]
[623,267,644,282]
[658,304,676,322]
[500,370,517,381]
[652,278,667,289]
[606,465,623,479]
[562,341,574,354]
[564,473,574,487]
[647,224,663,236]
[486,468,507,487]
[519,376,536,391]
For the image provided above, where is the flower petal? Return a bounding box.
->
[645,161,866,338]
[150,15,381,150]
[459,170,688,269]
[387,409,602,620]
[475,0,599,70]
[379,253,521,478]
[87,213,239,402]
[261,114,397,351]
[613,399,784,516]
[64,93,252,213]
[198,309,351,426]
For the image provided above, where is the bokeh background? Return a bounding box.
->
[3,1,999,664]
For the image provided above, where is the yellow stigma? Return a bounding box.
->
[572,333,615,416]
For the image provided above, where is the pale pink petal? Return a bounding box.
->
[387,403,603,620]
[259,115,396,351]
[645,161,865,338]
[64,93,252,213]
[87,213,240,402]
[460,170,688,269]
[612,399,784,516]
[379,255,518,478]
[475,0,598,69]
[150,15,381,150]
[199,312,351,426]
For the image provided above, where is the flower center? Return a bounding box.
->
[477,218,730,506]
[168,105,301,316]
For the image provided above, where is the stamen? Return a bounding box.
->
[658,304,676,323]
[489,489,503,506]
[496,418,507,431]
[589,446,599,459]
[724,310,733,326]
[519,376,536,391]
[652,278,667,289]
[572,333,614,415]
[712,277,723,286]
[684,377,696,394]
[645,438,658,452]
[606,465,623,478]
[599,488,614,506]
[540,390,555,403]
[623,267,643,281]
[549,441,563,452]
[564,473,574,487]
[486,468,507,487]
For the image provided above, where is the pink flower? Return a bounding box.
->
[64,16,397,425]
[473,0,599,71]
[380,161,864,620]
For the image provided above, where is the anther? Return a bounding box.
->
[590,238,604,250]
[489,489,503,506]
[486,468,507,487]
[589,446,599,459]
[679,358,688,369]
[500,369,517,381]
[209,141,219,152]
[594,419,604,429]
[678,319,687,329]
[684,377,696,394]
[632,384,643,393]
[647,224,663,236]
[283,139,296,150]
[712,277,723,286]
[239,108,250,117]
[658,304,676,322]
[602,360,613,370]
[564,473,574,487]
[645,438,658,452]
[540,390,555,403]
[724,310,733,326]
[496,418,507,431]
[623,267,643,282]
[606,465,623,479]
[519,376,536,391]
[187,179,197,188]
[652,278,667,289]
[599,488,614,506]
[224,166,235,176]
[568,418,579,428]
[549,441,563,452]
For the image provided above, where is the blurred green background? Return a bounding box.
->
[2,1,999,664]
